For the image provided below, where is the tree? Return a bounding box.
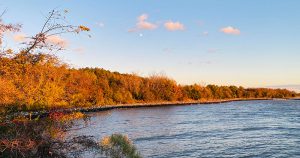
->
[24,10,89,54]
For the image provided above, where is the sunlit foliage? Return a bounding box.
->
[0,60,298,111]
[100,134,142,158]
[1,50,296,111]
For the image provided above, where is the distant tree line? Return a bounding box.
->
[0,54,298,111]
[0,10,298,111]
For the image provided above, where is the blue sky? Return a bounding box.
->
[1,0,300,90]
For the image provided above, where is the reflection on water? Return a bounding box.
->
[70,100,300,157]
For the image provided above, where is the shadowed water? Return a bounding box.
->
[71,100,300,157]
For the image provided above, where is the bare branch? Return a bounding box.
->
[0,9,7,18]
[23,9,90,54]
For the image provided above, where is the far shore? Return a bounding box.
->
[11,97,300,120]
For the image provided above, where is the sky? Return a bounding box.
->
[1,0,300,91]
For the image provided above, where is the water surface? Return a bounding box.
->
[71,100,300,157]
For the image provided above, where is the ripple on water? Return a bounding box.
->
[69,100,300,158]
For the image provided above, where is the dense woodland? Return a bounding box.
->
[0,53,298,111]
[0,10,298,112]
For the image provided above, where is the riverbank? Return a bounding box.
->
[11,97,299,119]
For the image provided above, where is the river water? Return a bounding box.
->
[71,100,300,157]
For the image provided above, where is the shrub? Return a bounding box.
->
[100,134,142,158]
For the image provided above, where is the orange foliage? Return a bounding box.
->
[49,112,85,122]
[0,53,298,111]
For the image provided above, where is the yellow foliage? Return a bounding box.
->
[0,51,297,111]
[0,78,19,105]
[78,25,90,31]
[60,112,85,122]
[101,136,111,147]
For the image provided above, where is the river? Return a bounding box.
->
[70,100,300,157]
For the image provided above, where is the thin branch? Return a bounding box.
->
[0,9,7,18]
[22,9,89,56]
[40,10,55,34]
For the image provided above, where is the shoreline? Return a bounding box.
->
[12,97,299,119]
[79,98,272,112]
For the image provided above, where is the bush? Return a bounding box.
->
[100,134,142,158]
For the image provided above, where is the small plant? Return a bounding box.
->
[100,134,142,158]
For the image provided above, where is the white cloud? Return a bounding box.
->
[13,33,26,42]
[46,35,68,48]
[137,21,157,30]
[220,26,240,35]
[127,28,137,33]
[129,14,157,32]
[164,21,185,31]
[95,22,104,27]
[137,14,148,22]
[73,47,85,53]
[202,31,209,36]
